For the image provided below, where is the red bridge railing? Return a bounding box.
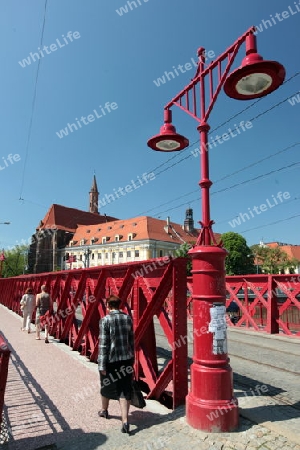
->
[187,274,300,336]
[0,258,188,409]
[0,333,10,429]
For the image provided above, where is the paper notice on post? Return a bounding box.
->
[209,304,228,355]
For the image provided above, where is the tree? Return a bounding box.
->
[221,232,256,275]
[1,245,28,278]
[250,244,300,274]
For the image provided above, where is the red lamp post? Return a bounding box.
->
[147,27,285,432]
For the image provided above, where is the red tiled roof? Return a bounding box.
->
[70,215,221,246]
[37,204,118,232]
[265,242,300,260]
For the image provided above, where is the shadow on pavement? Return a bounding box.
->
[2,431,107,450]
[233,373,284,398]
[240,402,300,423]
[129,405,186,436]
[1,344,108,450]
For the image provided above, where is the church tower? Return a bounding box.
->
[184,208,194,232]
[89,175,99,214]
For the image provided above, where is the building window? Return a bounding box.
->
[112,252,116,258]
[127,251,131,257]
[105,253,108,259]
[79,255,82,261]
[159,250,163,257]
[135,250,139,257]
[119,252,123,258]
[115,236,119,242]
[98,253,101,259]
[91,253,95,260]
[128,235,132,241]
[102,237,106,244]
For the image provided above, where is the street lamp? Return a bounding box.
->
[147,27,285,432]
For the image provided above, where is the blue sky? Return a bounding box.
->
[0,0,299,250]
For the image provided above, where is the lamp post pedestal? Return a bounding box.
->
[186,245,238,431]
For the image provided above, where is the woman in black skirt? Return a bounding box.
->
[98,295,134,434]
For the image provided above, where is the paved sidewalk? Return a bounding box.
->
[1,304,300,450]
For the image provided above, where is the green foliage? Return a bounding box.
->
[250,244,300,274]
[175,242,193,276]
[221,232,256,275]
[1,245,28,278]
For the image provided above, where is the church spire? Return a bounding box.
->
[89,175,99,214]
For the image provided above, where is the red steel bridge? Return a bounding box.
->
[0,258,299,412]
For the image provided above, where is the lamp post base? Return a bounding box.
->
[186,381,239,432]
[186,244,239,432]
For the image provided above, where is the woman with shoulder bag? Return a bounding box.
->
[98,295,135,434]
[20,287,35,333]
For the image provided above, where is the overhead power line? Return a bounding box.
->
[139,142,300,216]
[19,0,48,201]
[151,159,300,217]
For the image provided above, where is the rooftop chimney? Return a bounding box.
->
[164,216,171,233]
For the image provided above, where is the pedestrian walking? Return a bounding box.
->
[35,285,52,343]
[20,287,35,333]
[98,295,134,434]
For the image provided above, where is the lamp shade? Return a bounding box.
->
[147,122,189,152]
[224,51,285,100]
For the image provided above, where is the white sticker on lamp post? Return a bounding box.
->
[208,303,228,355]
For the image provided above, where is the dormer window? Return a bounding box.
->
[115,235,123,242]
[128,232,137,240]
[80,239,86,246]
[102,237,106,244]
[69,240,74,246]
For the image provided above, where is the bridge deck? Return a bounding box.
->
[1,304,299,450]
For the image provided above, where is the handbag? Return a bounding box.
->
[131,378,146,409]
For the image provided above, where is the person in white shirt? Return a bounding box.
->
[20,287,35,333]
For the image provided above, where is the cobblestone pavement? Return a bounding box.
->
[27,407,300,450]
[3,407,299,450]
[1,305,300,450]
